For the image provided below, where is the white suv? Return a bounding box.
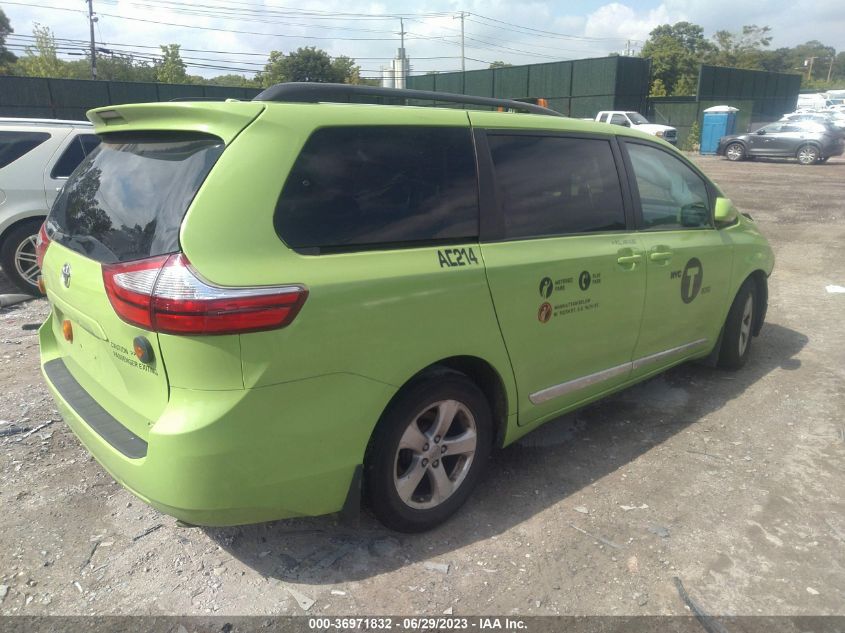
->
[0,118,100,293]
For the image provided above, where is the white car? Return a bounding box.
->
[594,111,678,145]
[0,118,100,293]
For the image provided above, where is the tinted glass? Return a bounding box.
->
[488,135,626,239]
[275,126,478,252]
[51,137,85,179]
[48,133,224,264]
[610,114,629,126]
[79,134,102,155]
[0,131,51,169]
[627,143,710,230]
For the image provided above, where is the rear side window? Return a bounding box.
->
[51,134,102,179]
[626,143,710,230]
[48,132,224,264]
[487,135,626,239]
[0,131,51,169]
[275,126,478,252]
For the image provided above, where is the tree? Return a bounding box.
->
[156,44,187,83]
[640,22,713,96]
[0,8,16,74]
[709,25,773,69]
[257,47,359,86]
[649,78,667,97]
[205,73,257,88]
[14,24,65,78]
[330,55,361,84]
[489,60,512,68]
[674,74,697,96]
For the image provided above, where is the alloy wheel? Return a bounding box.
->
[738,295,754,357]
[13,234,40,288]
[393,399,478,510]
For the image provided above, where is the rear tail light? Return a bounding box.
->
[102,254,308,335]
[35,222,51,269]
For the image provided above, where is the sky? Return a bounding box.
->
[2,0,844,79]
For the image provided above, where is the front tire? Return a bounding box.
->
[796,144,820,165]
[725,143,745,161]
[0,220,43,295]
[365,373,493,532]
[718,279,757,370]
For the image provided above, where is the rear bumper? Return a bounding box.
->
[39,316,396,526]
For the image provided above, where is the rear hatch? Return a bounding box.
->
[41,102,263,439]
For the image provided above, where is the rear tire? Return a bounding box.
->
[365,373,493,532]
[725,143,745,161]
[0,220,43,295]
[796,144,820,165]
[718,279,757,370]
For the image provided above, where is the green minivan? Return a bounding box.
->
[37,84,774,532]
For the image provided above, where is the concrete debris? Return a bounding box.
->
[806,587,820,595]
[620,504,649,511]
[443,606,453,615]
[330,590,346,596]
[574,506,589,514]
[286,587,315,612]
[825,285,845,293]
[423,561,450,574]
[0,585,8,602]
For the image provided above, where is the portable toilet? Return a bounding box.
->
[700,105,739,155]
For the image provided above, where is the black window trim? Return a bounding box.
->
[475,128,636,243]
[618,137,717,232]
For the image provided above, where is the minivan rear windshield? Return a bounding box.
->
[48,132,224,264]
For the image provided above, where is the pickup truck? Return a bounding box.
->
[595,111,678,145]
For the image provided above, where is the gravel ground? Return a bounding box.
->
[0,155,843,617]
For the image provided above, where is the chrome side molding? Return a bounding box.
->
[529,338,708,405]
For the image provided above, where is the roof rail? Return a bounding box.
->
[253,82,563,117]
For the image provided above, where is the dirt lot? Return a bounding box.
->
[1,155,844,618]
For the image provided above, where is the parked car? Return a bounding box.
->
[594,111,678,144]
[37,84,773,532]
[718,120,844,164]
[0,118,100,293]
[780,111,845,132]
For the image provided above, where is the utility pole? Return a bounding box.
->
[453,11,467,73]
[827,56,834,82]
[86,0,97,80]
[805,56,816,81]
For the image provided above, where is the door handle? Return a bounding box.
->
[616,254,642,264]
[649,251,673,262]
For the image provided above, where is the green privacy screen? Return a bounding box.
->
[407,56,650,115]
[0,76,261,120]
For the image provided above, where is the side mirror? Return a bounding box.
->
[756,129,766,135]
[714,197,739,225]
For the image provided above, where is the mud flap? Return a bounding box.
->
[339,464,362,527]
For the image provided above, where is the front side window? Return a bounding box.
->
[610,114,629,127]
[275,126,478,252]
[487,134,626,239]
[0,131,51,169]
[626,143,710,230]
